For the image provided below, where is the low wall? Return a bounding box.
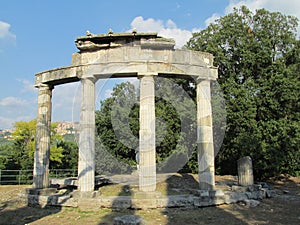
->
[21,184,275,210]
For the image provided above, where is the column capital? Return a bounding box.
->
[137,72,158,79]
[195,77,211,84]
[81,76,97,83]
[35,83,54,90]
[194,67,218,83]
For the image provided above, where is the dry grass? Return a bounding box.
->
[0,174,299,225]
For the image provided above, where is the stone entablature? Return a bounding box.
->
[75,32,175,51]
[35,32,217,86]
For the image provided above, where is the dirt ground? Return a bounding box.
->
[0,174,299,225]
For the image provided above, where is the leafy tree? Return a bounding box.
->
[187,6,300,178]
[10,119,64,170]
[95,78,198,174]
[0,144,13,170]
[51,140,78,170]
[95,82,138,174]
[154,77,197,173]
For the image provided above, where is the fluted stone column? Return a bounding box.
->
[238,156,254,186]
[78,77,96,192]
[197,79,215,190]
[33,84,53,189]
[139,74,156,192]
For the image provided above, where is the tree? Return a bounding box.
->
[187,6,300,178]
[0,144,13,170]
[154,77,197,173]
[11,119,64,170]
[51,140,78,170]
[95,78,199,174]
[95,82,138,174]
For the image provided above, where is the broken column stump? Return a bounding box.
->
[237,156,254,186]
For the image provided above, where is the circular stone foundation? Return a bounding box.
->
[22,174,274,210]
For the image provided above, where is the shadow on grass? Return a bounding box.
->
[0,194,61,225]
[97,184,137,225]
[163,173,248,225]
[162,173,300,225]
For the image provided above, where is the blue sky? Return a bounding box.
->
[0,0,299,129]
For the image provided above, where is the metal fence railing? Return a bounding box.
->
[0,169,77,185]
[49,169,78,179]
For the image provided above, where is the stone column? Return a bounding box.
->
[139,74,156,192]
[237,156,254,186]
[197,79,215,190]
[78,77,96,192]
[33,84,53,189]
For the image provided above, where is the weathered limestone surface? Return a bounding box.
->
[35,33,217,87]
[35,50,217,86]
[238,156,254,186]
[139,74,156,192]
[78,77,96,192]
[33,84,53,188]
[33,32,218,195]
[22,183,275,209]
[197,79,215,190]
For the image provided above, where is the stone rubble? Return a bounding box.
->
[21,181,275,210]
[113,215,145,225]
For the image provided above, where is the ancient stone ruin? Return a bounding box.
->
[238,156,254,186]
[25,30,274,209]
[33,30,217,192]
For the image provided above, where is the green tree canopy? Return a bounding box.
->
[10,119,64,170]
[95,79,199,174]
[95,82,138,174]
[187,6,300,178]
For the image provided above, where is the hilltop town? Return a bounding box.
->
[0,121,77,141]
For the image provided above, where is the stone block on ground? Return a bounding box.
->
[114,215,145,225]
[131,191,161,209]
[241,199,260,207]
[231,185,248,192]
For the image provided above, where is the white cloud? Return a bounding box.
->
[17,79,37,93]
[264,0,300,16]
[205,13,220,27]
[131,17,163,32]
[129,16,195,48]
[224,0,267,14]
[0,116,15,130]
[205,0,300,35]
[224,0,300,16]
[0,21,16,49]
[0,80,38,129]
[205,0,300,36]
[0,96,28,107]
[0,96,36,129]
[104,89,113,99]
[0,115,34,130]
[52,82,81,122]
[0,21,14,39]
